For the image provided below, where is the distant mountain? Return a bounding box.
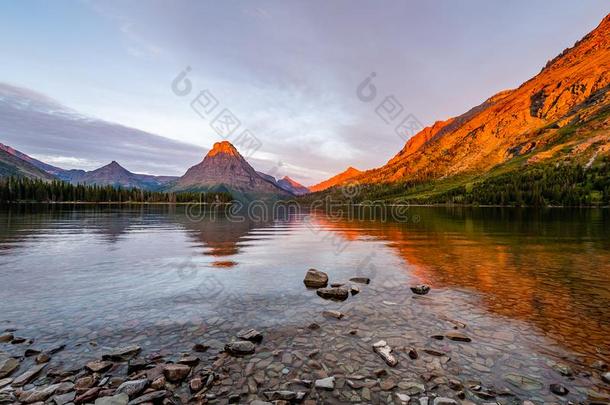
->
[0,147,55,180]
[352,13,610,188]
[0,142,64,175]
[64,161,178,190]
[309,167,362,192]
[171,141,289,196]
[276,176,310,195]
[256,171,279,185]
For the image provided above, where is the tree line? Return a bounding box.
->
[0,177,233,204]
[431,161,610,206]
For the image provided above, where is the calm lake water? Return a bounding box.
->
[0,205,609,402]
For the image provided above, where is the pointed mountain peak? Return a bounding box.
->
[345,167,362,174]
[207,141,240,158]
[104,160,125,170]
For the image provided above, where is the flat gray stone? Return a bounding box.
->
[0,357,19,378]
[11,363,46,387]
[115,379,148,397]
[102,345,141,361]
[315,376,335,390]
[127,390,166,405]
[95,393,129,405]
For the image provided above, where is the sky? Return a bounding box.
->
[0,0,608,185]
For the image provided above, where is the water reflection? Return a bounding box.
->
[312,207,610,360]
[0,205,608,378]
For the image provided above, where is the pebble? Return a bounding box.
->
[102,345,142,361]
[433,397,458,405]
[236,328,263,343]
[94,393,129,405]
[115,379,148,397]
[316,287,349,301]
[322,310,344,319]
[86,360,113,373]
[127,390,167,405]
[225,341,256,355]
[315,376,335,390]
[163,364,191,382]
[411,284,431,295]
[549,383,569,396]
[372,340,398,367]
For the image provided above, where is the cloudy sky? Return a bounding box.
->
[0,1,608,185]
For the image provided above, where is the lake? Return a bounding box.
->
[0,205,609,403]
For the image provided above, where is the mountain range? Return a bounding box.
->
[0,140,310,197]
[320,13,610,198]
[1,14,609,202]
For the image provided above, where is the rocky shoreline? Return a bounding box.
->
[1,270,609,405]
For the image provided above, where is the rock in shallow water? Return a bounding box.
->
[0,357,19,378]
[410,285,431,295]
[316,287,349,301]
[11,363,46,387]
[549,383,569,396]
[322,310,344,319]
[445,331,471,342]
[102,345,141,361]
[225,341,255,356]
[372,340,398,367]
[349,277,370,284]
[236,328,263,343]
[303,269,328,288]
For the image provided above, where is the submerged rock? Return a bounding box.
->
[322,310,345,319]
[236,328,263,343]
[316,287,349,301]
[349,277,370,284]
[602,371,610,384]
[550,383,569,396]
[445,331,471,342]
[192,343,209,352]
[373,340,398,367]
[18,383,61,403]
[303,269,328,288]
[0,357,19,378]
[11,363,46,387]
[410,285,431,295]
[225,341,256,356]
[102,345,141,361]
